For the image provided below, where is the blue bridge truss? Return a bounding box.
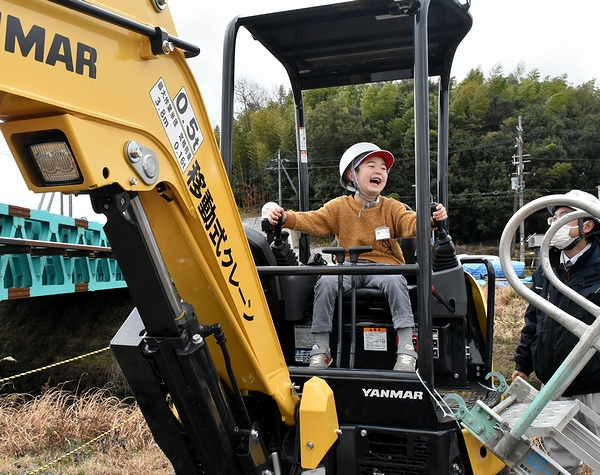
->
[0,203,126,301]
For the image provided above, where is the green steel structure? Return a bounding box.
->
[0,203,126,300]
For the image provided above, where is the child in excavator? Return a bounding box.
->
[268,142,447,371]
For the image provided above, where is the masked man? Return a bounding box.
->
[512,190,600,475]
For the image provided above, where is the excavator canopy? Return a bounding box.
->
[234,0,472,90]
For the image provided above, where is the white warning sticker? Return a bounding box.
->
[150,78,203,173]
[301,468,325,475]
[299,127,308,163]
[363,327,387,351]
[173,86,203,156]
[294,325,314,349]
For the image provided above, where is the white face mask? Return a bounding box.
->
[550,224,578,249]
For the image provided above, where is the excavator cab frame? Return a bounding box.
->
[221,0,476,390]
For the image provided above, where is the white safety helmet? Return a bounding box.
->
[547,190,600,224]
[261,201,279,219]
[339,142,394,192]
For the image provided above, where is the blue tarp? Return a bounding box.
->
[472,276,532,287]
[462,258,530,286]
[462,259,525,280]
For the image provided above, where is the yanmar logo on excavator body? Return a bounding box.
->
[362,388,424,400]
[0,12,97,78]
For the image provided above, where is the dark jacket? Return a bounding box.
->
[513,239,600,396]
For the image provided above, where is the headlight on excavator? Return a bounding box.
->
[27,135,83,185]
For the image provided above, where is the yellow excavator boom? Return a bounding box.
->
[0,0,298,423]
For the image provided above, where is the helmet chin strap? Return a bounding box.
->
[563,236,583,251]
[351,169,380,217]
[564,219,588,251]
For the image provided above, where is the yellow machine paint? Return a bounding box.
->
[299,377,340,470]
[466,273,489,340]
[461,430,506,475]
[0,0,301,424]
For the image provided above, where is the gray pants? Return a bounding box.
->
[310,262,414,333]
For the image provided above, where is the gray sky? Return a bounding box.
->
[1,0,599,219]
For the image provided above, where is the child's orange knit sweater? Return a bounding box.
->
[285,195,417,265]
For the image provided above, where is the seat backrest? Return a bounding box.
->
[398,237,417,264]
[244,225,277,266]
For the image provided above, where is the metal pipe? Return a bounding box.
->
[256,264,419,276]
[130,196,183,319]
[292,84,311,264]
[220,17,240,179]
[413,0,434,387]
[50,0,200,57]
[437,75,450,229]
[497,194,600,448]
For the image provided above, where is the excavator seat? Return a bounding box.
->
[333,236,418,320]
[244,225,316,322]
[339,284,418,320]
[325,236,474,378]
[244,225,478,383]
[324,237,418,368]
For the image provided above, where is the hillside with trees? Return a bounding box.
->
[225,65,600,245]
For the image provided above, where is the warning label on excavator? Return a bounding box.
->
[363,327,387,351]
[294,325,314,349]
[301,468,325,475]
[294,325,314,363]
[150,78,204,172]
[299,127,308,163]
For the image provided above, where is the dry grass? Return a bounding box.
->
[492,285,536,384]
[494,285,529,344]
[0,285,592,474]
[0,385,172,474]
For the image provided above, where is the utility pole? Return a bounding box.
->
[511,116,530,262]
[274,149,298,206]
[517,117,524,262]
[277,148,282,205]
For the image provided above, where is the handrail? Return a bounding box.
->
[499,195,600,343]
[49,0,201,58]
[256,264,419,277]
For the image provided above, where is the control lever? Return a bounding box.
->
[348,246,372,368]
[322,247,346,265]
[273,215,283,246]
[431,285,456,313]
[270,216,298,266]
[322,247,346,367]
[430,201,446,235]
[430,201,458,271]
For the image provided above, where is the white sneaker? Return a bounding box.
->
[309,345,332,368]
[393,346,417,372]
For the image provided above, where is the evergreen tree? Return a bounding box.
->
[228,72,600,245]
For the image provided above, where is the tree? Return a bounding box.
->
[227,73,600,244]
[305,91,382,206]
